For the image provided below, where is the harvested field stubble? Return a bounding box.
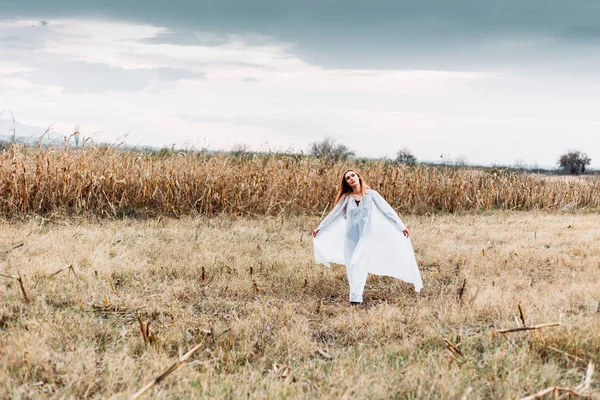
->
[1,144,600,218]
[0,212,599,398]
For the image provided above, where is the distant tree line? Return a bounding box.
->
[304,138,595,175]
[1,133,594,175]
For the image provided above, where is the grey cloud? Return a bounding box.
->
[123,51,272,71]
[178,113,287,127]
[242,77,260,83]
[0,19,61,61]
[0,23,47,50]
[177,112,359,143]
[140,28,282,49]
[139,30,230,47]
[27,62,150,93]
[3,0,600,72]
[3,0,600,71]
[155,67,206,81]
[561,26,600,42]
[25,62,207,93]
[0,71,29,78]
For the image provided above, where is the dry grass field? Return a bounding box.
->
[2,144,600,218]
[1,211,599,399]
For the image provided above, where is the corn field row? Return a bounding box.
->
[1,144,599,218]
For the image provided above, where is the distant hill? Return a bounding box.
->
[0,120,67,146]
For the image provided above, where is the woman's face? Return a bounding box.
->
[344,171,360,188]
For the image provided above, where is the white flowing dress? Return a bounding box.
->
[313,189,423,302]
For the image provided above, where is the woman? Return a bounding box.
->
[312,170,423,304]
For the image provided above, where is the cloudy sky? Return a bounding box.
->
[1,1,600,167]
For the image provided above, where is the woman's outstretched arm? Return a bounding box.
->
[370,190,409,236]
[313,195,347,236]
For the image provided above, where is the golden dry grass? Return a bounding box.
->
[1,144,600,218]
[1,212,599,399]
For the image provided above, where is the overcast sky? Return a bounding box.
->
[1,1,600,167]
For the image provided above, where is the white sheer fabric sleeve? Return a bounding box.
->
[313,196,347,267]
[353,202,423,292]
[317,195,347,231]
[370,190,407,232]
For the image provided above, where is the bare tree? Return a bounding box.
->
[514,159,526,170]
[395,148,417,165]
[230,143,250,158]
[454,155,468,167]
[308,137,355,161]
[558,151,591,175]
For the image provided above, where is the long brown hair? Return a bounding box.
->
[334,169,370,206]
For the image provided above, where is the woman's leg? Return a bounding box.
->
[348,261,369,303]
[345,226,365,303]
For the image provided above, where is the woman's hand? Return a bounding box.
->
[312,229,319,237]
[402,229,409,238]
